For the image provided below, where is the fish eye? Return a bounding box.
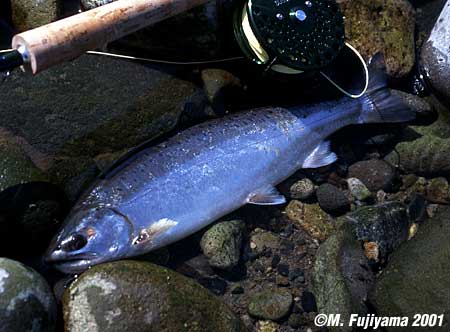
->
[60,233,88,252]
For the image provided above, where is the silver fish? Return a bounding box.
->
[46,64,415,273]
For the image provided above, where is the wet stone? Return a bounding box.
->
[289,178,316,200]
[407,193,427,223]
[347,177,372,202]
[12,0,61,31]
[276,264,290,277]
[337,0,415,78]
[426,177,450,204]
[285,201,335,242]
[369,207,450,331]
[316,183,350,215]
[248,288,293,321]
[348,159,397,192]
[63,260,247,332]
[300,291,317,313]
[344,202,410,259]
[0,258,56,332]
[200,220,245,270]
[198,277,228,296]
[311,223,374,332]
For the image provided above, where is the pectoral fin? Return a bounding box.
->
[302,141,337,168]
[247,185,286,205]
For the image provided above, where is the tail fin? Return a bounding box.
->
[358,54,416,123]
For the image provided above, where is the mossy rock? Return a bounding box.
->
[63,260,247,332]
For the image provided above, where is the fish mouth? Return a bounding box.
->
[45,251,100,274]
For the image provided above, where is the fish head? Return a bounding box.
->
[45,206,133,274]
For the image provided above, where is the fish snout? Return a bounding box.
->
[45,232,90,264]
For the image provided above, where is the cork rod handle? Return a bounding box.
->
[12,0,208,74]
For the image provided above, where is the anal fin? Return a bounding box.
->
[302,141,337,169]
[247,185,286,205]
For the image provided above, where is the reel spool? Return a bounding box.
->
[233,0,369,98]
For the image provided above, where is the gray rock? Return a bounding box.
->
[426,177,450,204]
[337,0,415,78]
[81,0,116,9]
[12,0,60,31]
[316,183,350,215]
[420,2,450,105]
[369,206,450,331]
[311,223,374,332]
[200,220,245,270]
[0,54,202,189]
[285,201,335,242]
[344,202,410,260]
[0,128,47,193]
[0,258,56,332]
[249,228,281,254]
[289,178,315,200]
[348,159,397,192]
[63,260,247,332]
[201,69,242,115]
[248,288,293,321]
[347,178,372,201]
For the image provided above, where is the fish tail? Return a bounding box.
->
[358,54,416,124]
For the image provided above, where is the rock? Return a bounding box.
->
[231,284,244,294]
[197,277,228,296]
[348,159,397,192]
[255,320,279,332]
[0,129,69,253]
[311,223,374,332]
[316,184,350,215]
[385,129,450,177]
[285,201,335,242]
[287,313,305,328]
[369,207,450,331]
[248,288,293,321]
[81,0,116,9]
[300,291,317,313]
[426,177,450,204]
[200,220,245,270]
[63,260,247,332]
[0,258,56,332]
[249,229,280,255]
[0,129,47,193]
[201,69,242,115]
[276,263,289,277]
[344,202,410,259]
[420,2,450,106]
[347,177,372,201]
[363,241,380,262]
[0,55,202,188]
[12,0,60,31]
[337,0,415,78]
[407,193,427,223]
[289,178,315,200]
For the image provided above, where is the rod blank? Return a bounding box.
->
[12,0,208,74]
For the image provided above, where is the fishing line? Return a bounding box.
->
[86,51,245,65]
[0,49,14,53]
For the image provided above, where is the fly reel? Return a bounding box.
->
[233,0,369,97]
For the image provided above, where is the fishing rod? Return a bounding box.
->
[0,0,209,74]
